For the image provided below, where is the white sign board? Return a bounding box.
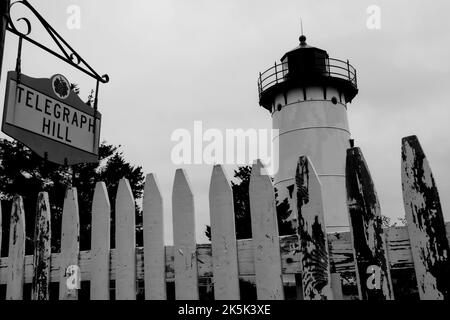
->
[2,71,101,165]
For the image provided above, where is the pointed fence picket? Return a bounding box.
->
[0,135,449,300]
[143,173,166,300]
[249,160,284,300]
[32,192,52,300]
[90,182,111,300]
[401,135,450,300]
[295,156,332,300]
[0,200,2,260]
[6,196,26,300]
[172,169,199,300]
[59,188,80,300]
[115,178,137,300]
[209,165,240,300]
[346,147,394,300]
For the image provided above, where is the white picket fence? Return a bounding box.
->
[0,136,449,300]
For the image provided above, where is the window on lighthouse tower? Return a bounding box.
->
[281,56,288,77]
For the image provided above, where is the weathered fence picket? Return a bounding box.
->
[143,173,166,300]
[6,196,25,300]
[346,147,394,300]
[59,188,80,300]
[0,200,2,259]
[115,178,137,300]
[172,169,199,300]
[90,182,111,300]
[32,192,52,300]
[295,156,332,300]
[249,160,284,300]
[209,165,240,300]
[401,135,450,300]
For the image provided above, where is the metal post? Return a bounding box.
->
[15,36,22,78]
[259,71,262,91]
[274,62,278,83]
[0,0,11,83]
[347,59,351,80]
[93,79,100,155]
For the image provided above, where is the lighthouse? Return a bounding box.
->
[258,34,358,233]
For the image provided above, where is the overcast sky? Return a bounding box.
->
[1,0,449,244]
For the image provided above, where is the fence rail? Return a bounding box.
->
[1,224,449,284]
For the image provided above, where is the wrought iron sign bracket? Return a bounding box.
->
[6,0,109,85]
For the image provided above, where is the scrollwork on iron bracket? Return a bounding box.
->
[6,0,109,84]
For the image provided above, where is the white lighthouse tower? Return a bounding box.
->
[258,34,358,233]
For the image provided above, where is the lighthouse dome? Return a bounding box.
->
[258,34,358,110]
[281,35,323,59]
[280,35,330,80]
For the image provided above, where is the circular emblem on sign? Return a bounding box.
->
[51,74,70,99]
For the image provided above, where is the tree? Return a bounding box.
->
[0,139,145,254]
[205,165,296,241]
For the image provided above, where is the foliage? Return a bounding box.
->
[0,139,145,254]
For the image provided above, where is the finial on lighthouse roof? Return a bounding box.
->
[299,34,307,45]
[299,18,307,46]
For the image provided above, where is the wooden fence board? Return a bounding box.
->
[0,200,2,258]
[209,165,240,300]
[115,178,137,300]
[249,160,284,299]
[143,173,166,300]
[330,273,343,300]
[32,192,52,300]
[59,188,80,300]
[295,156,332,300]
[90,182,111,300]
[346,147,394,300]
[401,135,450,300]
[5,196,25,300]
[172,169,199,300]
[385,227,414,270]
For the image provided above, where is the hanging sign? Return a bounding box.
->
[2,71,101,165]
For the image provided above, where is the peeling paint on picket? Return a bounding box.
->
[295,156,332,300]
[346,147,394,300]
[143,173,166,300]
[172,169,199,300]
[249,160,284,300]
[401,135,450,300]
[115,178,137,300]
[59,188,80,300]
[90,182,111,300]
[32,192,51,300]
[209,165,240,300]
[0,200,2,260]
[6,196,25,300]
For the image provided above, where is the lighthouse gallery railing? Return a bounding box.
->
[258,58,357,98]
